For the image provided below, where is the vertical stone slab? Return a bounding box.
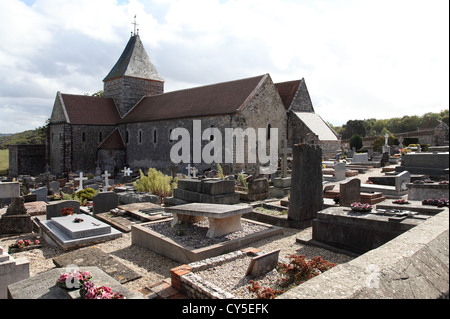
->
[340,178,361,206]
[288,144,323,222]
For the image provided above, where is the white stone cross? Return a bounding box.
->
[279,140,292,178]
[102,171,111,191]
[185,164,192,178]
[122,167,132,176]
[385,133,389,146]
[191,166,198,178]
[75,172,88,191]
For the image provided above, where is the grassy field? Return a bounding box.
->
[0,149,8,176]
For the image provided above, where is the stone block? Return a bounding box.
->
[92,191,119,214]
[0,182,20,199]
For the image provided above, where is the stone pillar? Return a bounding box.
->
[288,144,323,223]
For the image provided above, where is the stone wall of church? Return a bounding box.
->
[120,115,234,175]
[121,75,288,176]
[49,124,117,174]
[104,77,164,117]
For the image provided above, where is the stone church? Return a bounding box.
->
[48,33,340,176]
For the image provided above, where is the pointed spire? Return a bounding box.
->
[103,34,164,83]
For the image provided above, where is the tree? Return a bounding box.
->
[341,120,366,139]
[349,134,363,151]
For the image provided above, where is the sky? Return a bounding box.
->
[0,0,448,134]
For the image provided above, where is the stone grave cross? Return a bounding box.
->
[167,163,179,179]
[102,171,111,191]
[385,133,389,146]
[185,164,192,178]
[279,140,292,178]
[75,172,88,191]
[191,166,198,178]
[122,167,132,176]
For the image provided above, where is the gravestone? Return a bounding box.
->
[245,249,280,277]
[0,197,33,234]
[352,153,369,163]
[46,200,81,220]
[50,181,60,194]
[92,191,119,214]
[31,187,48,202]
[1,246,30,299]
[288,144,323,224]
[339,178,361,206]
[102,171,111,191]
[75,172,88,191]
[0,182,20,199]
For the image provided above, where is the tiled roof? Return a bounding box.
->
[275,80,301,110]
[119,74,266,123]
[61,94,120,125]
[97,128,125,149]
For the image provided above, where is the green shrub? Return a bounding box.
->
[133,168,177,203]
[74,188,98,205]
[237,173,248,192]
[349,134,363,151]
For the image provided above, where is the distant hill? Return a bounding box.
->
[0,128,46,149]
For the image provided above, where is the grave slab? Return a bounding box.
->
[52,247,141,284]
[38,213,122,251]
[312,206,426,253]
[7,266,142,299]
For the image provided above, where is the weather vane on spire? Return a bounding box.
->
[131,15,139,36]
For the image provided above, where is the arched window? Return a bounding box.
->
[125,130,130,144]
[153,129,157,144]
[82,132,86,142]
[267,123,271,140]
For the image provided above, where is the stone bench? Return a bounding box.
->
[165,203,252,238]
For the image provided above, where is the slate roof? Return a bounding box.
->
[98,128,125,149]
[119,74,267,123]
[293,112,339,141]
[61,93,120,125]
[103,35,164,83]
[275,80,301,110]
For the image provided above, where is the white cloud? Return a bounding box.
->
[0,0,448,133]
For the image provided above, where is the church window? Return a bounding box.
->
[138,129,143,144]
[169,129,173,143]
[153,130,157,144]
[210,125,214,141]
[267,123,271,140]
[99,132,103,143]
[82,132,86,142]
[126,130,130,144]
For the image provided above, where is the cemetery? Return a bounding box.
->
[0,141,449,300]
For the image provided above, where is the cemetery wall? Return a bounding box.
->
[279,209,449,299]
[104,77,164,117]
[8,145,46,177]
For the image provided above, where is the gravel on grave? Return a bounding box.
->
[195,254,284,299]
[146,219,268,249]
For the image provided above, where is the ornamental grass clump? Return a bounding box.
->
[133,168,177,203]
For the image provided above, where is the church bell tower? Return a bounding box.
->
[103,30,164,117]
